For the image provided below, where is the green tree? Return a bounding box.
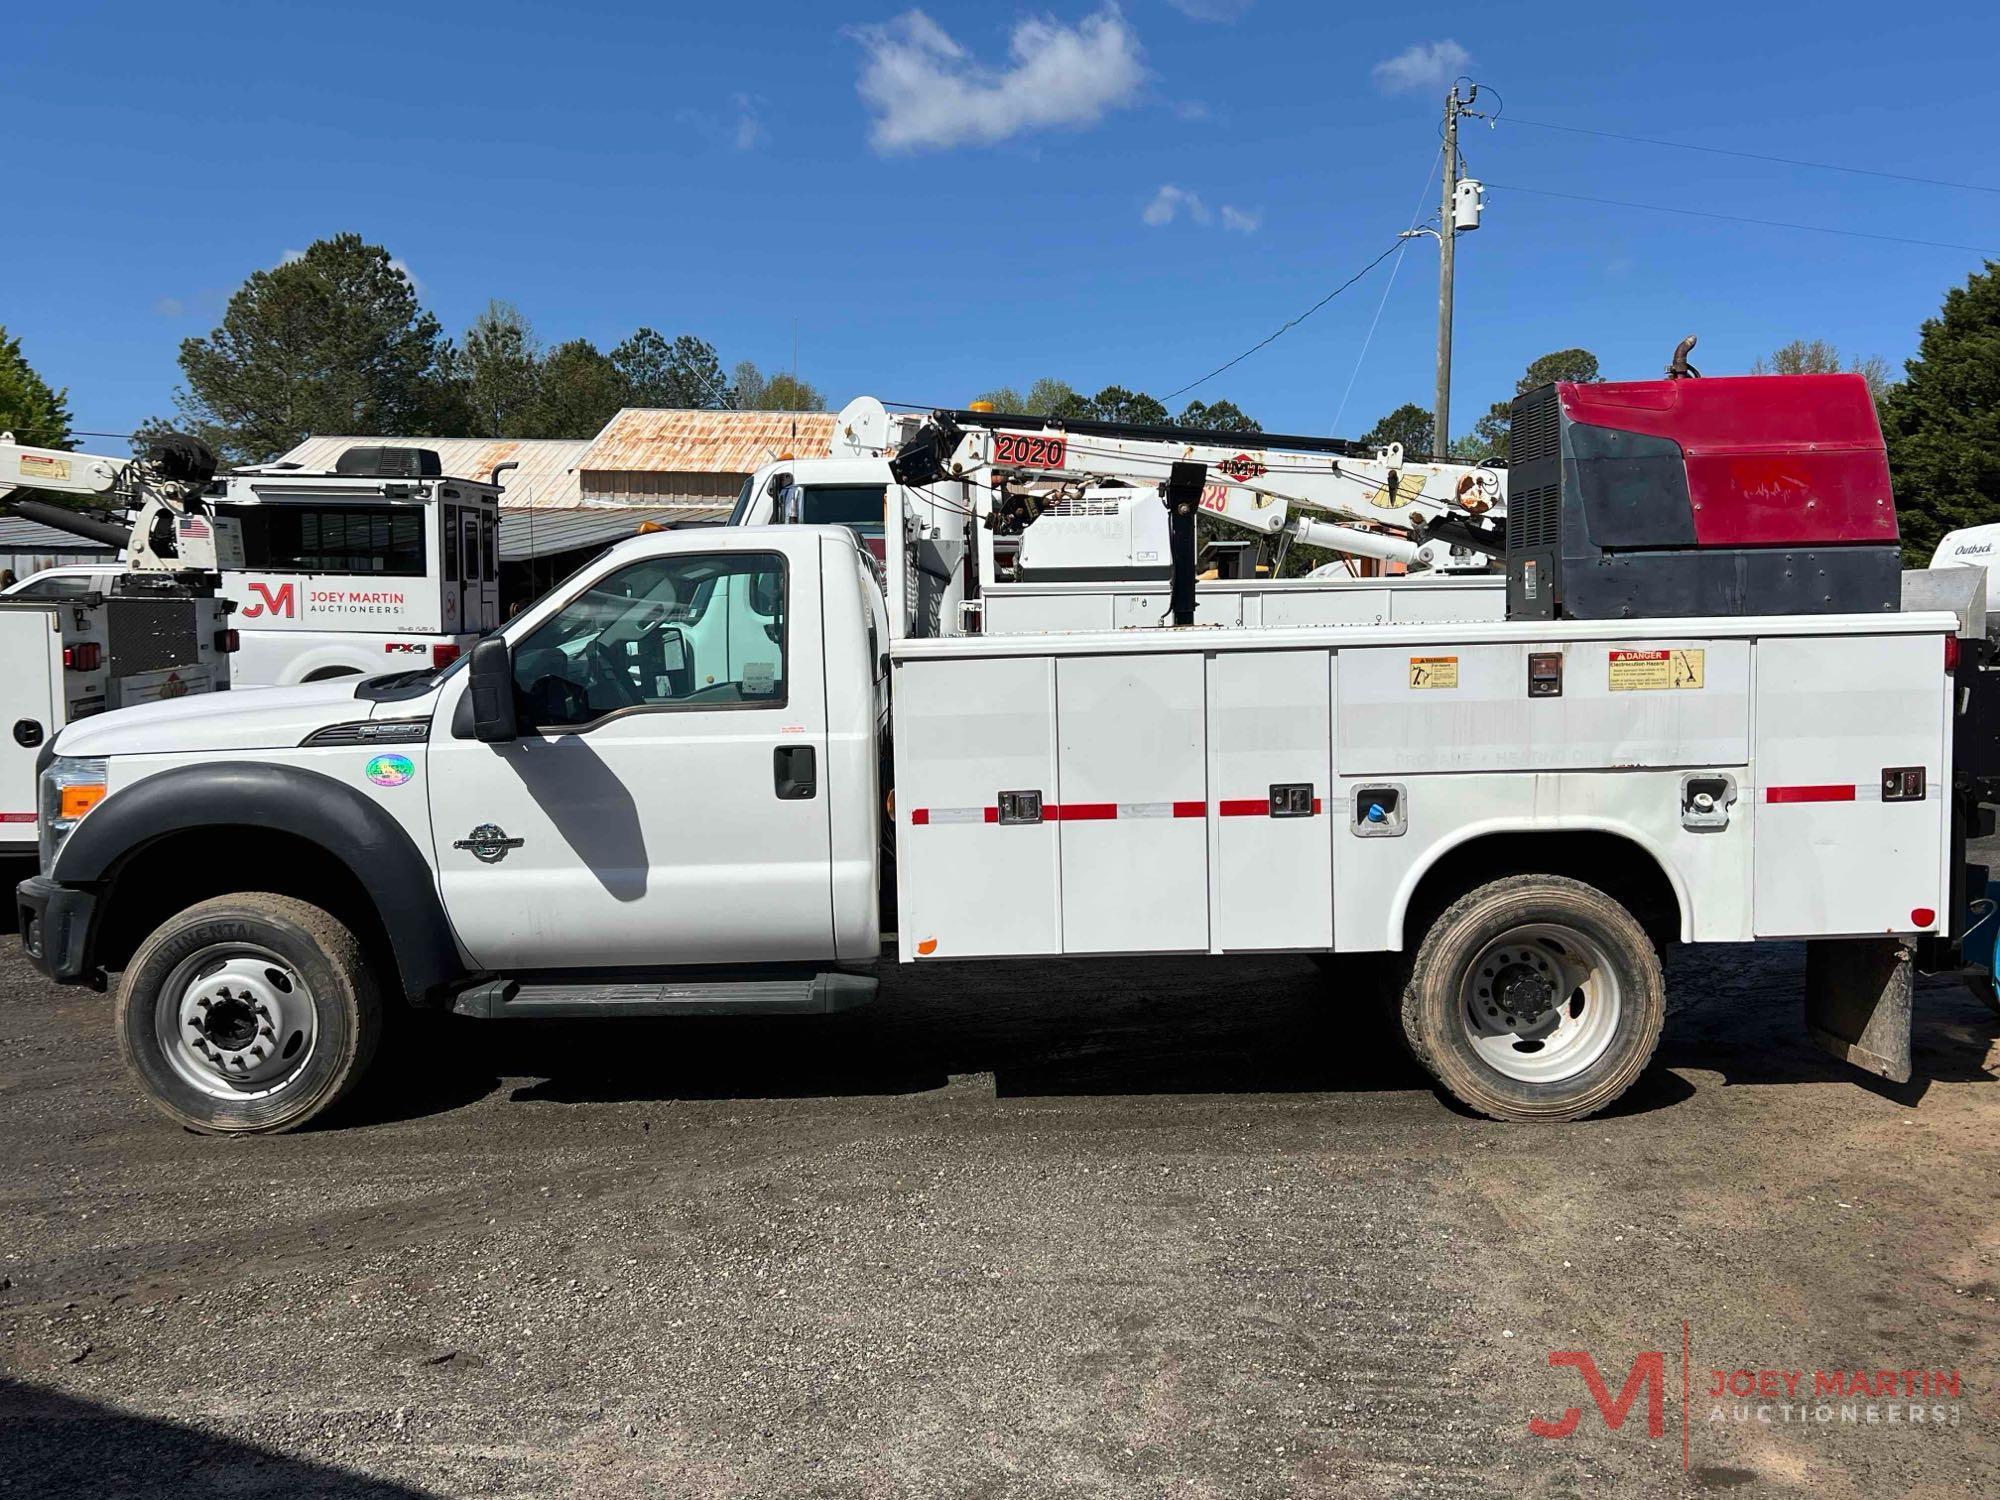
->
[172,234,459,463]
[0,327,74,449]
[525,339,627,439]
[1359,402,1434,456]
[454,301,542,438]
[1023,378,1078,417]
[1177,398,1260,432]
[1881,261,2000,565]
[970,386,1026,412]
[731,361,826,411]
[1080,386,1168,425]
[1751,338,1891,403]
[612,329,731,408]
[1463,347,1602,462]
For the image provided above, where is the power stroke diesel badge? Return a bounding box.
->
[453,824,524,864]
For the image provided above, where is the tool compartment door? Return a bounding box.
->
[1752,633,1950,937]
[895,655,1062,958]
[1207,649,1332,950]
[1056,653,1209,954]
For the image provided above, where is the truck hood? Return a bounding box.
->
[54,680,403,758]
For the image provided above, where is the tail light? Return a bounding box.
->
[431,642,461,669]
[216,629,240,653]
[62,643,102,672]
[1945,635,1960,672]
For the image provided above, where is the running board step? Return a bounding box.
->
[452,972,876,1019]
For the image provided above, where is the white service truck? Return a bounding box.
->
[0,434,237,855]
[15,373,1995,1135]
[5,444,502,685]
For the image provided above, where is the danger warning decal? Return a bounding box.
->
[1608,648,1705,692]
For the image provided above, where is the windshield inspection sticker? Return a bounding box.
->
[365,754,416,788]
[1609,648,1705,692]
[742,662,776,695]
[1409,655,1459,689]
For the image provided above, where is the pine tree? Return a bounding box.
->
[1881,261,2000,565]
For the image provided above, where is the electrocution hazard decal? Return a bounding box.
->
[1608,648,1704,691]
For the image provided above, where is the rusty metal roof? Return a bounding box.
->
[272,436,590,509]
[577,409,839,476]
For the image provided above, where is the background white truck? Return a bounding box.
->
[14,371,1995,1136]
[5,443,501,685]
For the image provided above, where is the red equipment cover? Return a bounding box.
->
[1558,373,1896,548]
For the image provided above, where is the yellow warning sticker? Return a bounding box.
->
[1609,648,1704,691]
[1409,655,1459,689]
[19,453,70,482]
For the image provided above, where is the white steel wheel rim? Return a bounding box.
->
[1458,922,1623,1084]
[156,945,321,1102]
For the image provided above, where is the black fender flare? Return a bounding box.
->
[54,760,463,1001]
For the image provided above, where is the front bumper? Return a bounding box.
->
[16,875,99,986]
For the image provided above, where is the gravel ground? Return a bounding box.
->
[0,897,1995,1498]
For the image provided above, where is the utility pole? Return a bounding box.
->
[1435,84,1462,456]
[1402,82,1484,455]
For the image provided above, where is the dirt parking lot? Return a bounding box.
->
[0,902,1995,1498]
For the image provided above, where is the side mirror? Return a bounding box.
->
[468,635,518,743]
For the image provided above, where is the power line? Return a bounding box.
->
[1497,114,2000,197]
[1331,149,1441,435]
[1484,181,1998,255]
[1162,240,1405,403]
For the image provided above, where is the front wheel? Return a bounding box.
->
[1397,875,1665,1122]
[114,893,383,1134]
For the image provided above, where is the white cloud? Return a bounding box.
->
[1144,184,1259,234]
[1143,183,1209,226]
[851,7,1147,153]
[153,296,187,317]
[732,94,765,150]
[675,93,769,151]
[1371,39,1472,95]
[388,257,420,293]
[1166,0,1252,19]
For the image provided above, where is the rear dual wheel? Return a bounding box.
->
[1397,875,1665,1122]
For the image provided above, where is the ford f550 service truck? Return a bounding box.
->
[16,373,1998,1133]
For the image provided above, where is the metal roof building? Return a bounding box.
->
[576,409,838,506]
[0,515,119,582]
[493,505,728,563]
[274,436,592,510]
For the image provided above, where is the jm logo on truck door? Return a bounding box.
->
[241,581,297,619]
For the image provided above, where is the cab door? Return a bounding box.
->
[425,543,834,969]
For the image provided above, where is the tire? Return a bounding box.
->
[1396,875,1664,1122]
[114,893,383,1134]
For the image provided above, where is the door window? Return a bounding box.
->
[510,551,787,729]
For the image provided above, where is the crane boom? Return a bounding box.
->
[889,407,1505,574]
[0,431,240,577]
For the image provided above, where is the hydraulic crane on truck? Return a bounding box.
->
[878,403,1508,582]
[0,431,242,581]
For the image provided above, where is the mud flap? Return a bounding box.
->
[1804,939,1913,1084]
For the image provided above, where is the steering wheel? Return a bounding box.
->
[586,640,643,708]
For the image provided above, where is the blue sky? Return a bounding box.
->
[6,0,1997,444]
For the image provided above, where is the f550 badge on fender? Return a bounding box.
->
[453,824,524,864]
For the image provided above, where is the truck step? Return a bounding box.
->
[451,971,877,1019]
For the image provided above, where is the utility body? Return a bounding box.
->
[14,373,1997,1132]
[0,434,236,853]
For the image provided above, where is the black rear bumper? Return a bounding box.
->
[16,875,99,986]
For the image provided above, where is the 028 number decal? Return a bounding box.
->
[993,431,1068,469]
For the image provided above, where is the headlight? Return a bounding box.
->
[39,757,107,874]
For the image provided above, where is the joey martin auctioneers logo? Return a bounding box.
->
[1526,1324,1965,1470]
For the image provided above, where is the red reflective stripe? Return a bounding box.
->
[1054,802,1117,821]
[1765,784,1856,804]
[1173,800,1206,818]
[1218,799,1267,817]
[983,806,998,823]
[1312,798,1323,815]
[909,808,929,825]
[0,813,35,823]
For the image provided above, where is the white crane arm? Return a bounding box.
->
[0,435,128,502]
